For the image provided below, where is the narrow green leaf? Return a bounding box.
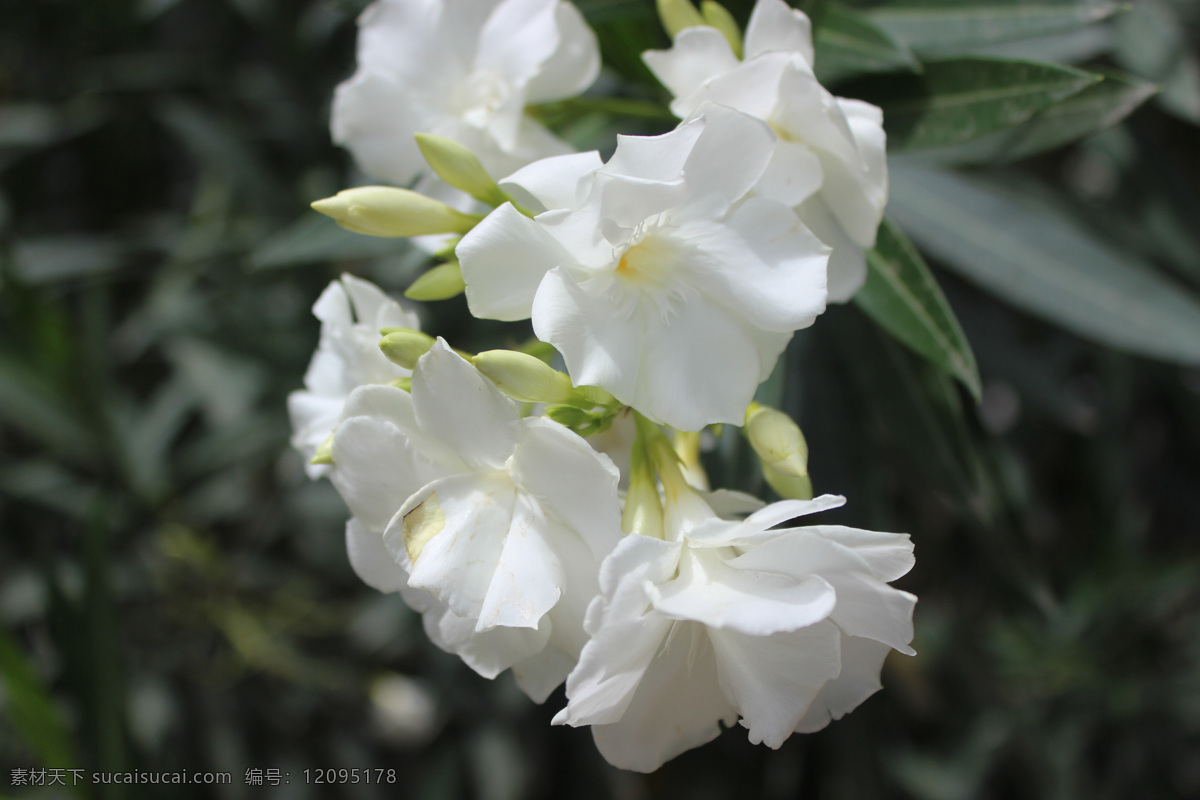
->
[888,165,1200,366]
[865,0,1123,56]
[0,625,77,768]
[814,4,921,83]
[856,218,981,400]
[909,70,1157,164]
[845,58,1099,151]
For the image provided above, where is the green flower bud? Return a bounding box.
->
[379,328,435,370]
[657,0,705,37]
[414,134,510,207]
[744,402,812,500]
[701,1,743,58]
[311,187,482,238]
[405,260,466,301]
[471,349,577,404]
[623,437,664,539]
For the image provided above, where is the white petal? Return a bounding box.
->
[458,203,571,321]
[394,472,519,622]
[499,151,603,213]
[425,603,553,679]
[794,633,891,733]
[648,547,837,636]
[476,492,566,631]
[687,495,846,546]
[311,279,353,327]
[732,533,916,653]
[796,195,868,303]
[523,0,601,103]
[345,517,407,593]
[330,386,444,532]
[509,416,622,561]
[755,138,824,207]
[475,0,563,86]
[642,26,741,100]
[412,339,520,471]
[602,117,703,185]
[588,622,738,772]
[677,196,828,333]
[555,535,680,725]
[356,0,444,78]
[678,103,776,203]
[331,71,426,186]
[511,643,575,702]
[675,51,791,120]
[709,618,841,748]
[744,0,815,65]
[530,268,643,406]
[810,526,915,582]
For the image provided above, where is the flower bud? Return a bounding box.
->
[379,328,435,369]
[405,260,466,301]
[744,402,812,500]
[622,438,664,539]
[471,349,577,404]
[310,434,334,465]
[701,1,742,58]
[312,187,481,238]
[657,0,705,37]
[414,134,510,207]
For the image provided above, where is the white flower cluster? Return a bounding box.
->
[292,0,911,772]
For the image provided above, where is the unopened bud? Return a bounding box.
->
[405,260,466,301]
[657,0,705,37]
[379,328,435,370]
[701,1,743,58]
[472,349,576,404]
[623,441,664,539]
[415,134,509,207]
[312,187,481,238]
[744,402,811,500]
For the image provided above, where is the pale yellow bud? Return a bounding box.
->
[405,260,466,301]
[471,349,577,404]
[414,134,509,207]
[310,434,334,465]
[701,1,743,58]
[622,441,664,539]
[311,187,481,238]
[379,328,435,370]
[744,402,812,500]
[657,0,705,37]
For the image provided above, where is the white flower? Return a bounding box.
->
[457,103,830,431]
[288,274,419,476]
[332,0,600,188]
[330,339,623,700]
[643,0,888,301]
[553,492,916,773]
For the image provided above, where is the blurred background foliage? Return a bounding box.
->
[2,0,1200,798]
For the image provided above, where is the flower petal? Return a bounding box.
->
[458,203,571,321]
[796,195,868,302]
[500,151,602,213]
[425,603,553,679]
[412,339,520,470]
[648,547,837,636]
[510,416,622,561]
[810,525,915,582]
[588,622,738,772]
[709,618,841,748]
[642,26,741,100]
[793,633,891,734]
[475,0,564,86]
[345,516,407,593]
[744,0,815,65]
[331,71,427,186]
[523,0,601,103]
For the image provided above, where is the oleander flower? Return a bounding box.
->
[288,274,419,476]
[457,103,830,430]
[642,0,887,301]
[329,339,623,699]
[554,491,916,772]
[332,0,600,188]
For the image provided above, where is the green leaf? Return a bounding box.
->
[0,625,77,768]
[888,165,1200,366]
[814,4,921,83]
[856,218,981,400]
[865,0,1124,56]
[845,58,1099,151]
[907,70,1157,164]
